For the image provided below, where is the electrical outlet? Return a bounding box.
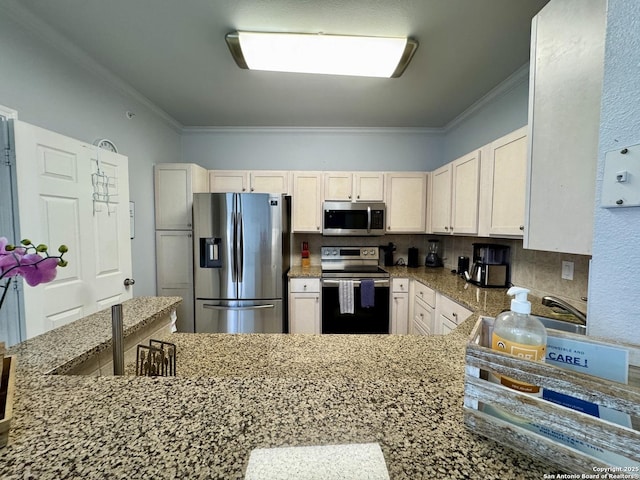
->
[561,261,574,281]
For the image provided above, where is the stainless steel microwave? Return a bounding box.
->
[322,201,386,236]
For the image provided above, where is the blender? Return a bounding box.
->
[425,239,443,267]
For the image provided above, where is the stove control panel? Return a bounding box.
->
[321,246,379,261]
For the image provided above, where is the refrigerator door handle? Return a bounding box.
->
[202,304,275,311]
[231,208,238,283]
[237,211,244,282]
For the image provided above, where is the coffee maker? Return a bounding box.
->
[425,239,443,268]
[380,242,396,267]
[469,243,510,287]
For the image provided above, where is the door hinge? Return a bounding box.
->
[4,140,15,166]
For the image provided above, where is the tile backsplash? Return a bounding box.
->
[292,233,590,313]
[436,235,589,312]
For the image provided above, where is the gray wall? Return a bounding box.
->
[182,127,443,172]
[442,68,530,163]
[181,66,530,171]
[0,8,182,298]
[588,0,640,343]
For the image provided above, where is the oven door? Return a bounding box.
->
[321,278,390,334]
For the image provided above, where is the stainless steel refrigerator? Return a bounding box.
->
[193,193,290,333]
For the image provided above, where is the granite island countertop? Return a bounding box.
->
[0,293,564,479]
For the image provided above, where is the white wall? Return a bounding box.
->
[182,127,443,172]
[0,6,182,297]
[588,0,640,343]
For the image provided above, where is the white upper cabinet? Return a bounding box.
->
[324,172,352,201]
[524,0,606,255]
[209,170,247,193]
[155,163,208,230]
[250,171,290,194]
[430,151,480,235]
[292,171,323,232]
[354,172,384,201]
[209,170,290,194]
[431,164,452,234]
[384,172,427,233]
[324,172,384,202]
[479,127,528,237]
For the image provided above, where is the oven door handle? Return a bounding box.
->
[321,279,389,287]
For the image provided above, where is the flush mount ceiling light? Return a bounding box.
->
[225,31,418,78]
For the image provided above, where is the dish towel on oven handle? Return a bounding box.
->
[339,280,354,314]
[360,279,375,308]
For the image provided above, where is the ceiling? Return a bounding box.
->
[16,0,550,128]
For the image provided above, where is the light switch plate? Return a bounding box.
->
[601,144,640,208]
[561,261,574,280]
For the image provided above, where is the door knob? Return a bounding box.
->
[124,278,135,286]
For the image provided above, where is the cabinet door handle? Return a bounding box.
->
[519,225,525,231]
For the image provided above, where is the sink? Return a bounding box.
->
[532,315,586,335]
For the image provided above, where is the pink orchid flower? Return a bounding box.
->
[0,237,24,278]
[16,254,60,286]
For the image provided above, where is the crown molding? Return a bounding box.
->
[2,0,183,132]
[0,104,18,120]
[182,126,444,135]
[443,63,530,132]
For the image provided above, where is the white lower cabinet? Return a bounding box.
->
[156,230,194,332]
[288,278,321,334]
[391,278,409,334]
[411,281,435,335]
[435,293,472,335]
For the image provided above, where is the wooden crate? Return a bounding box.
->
[464,316,640,473]
[0,355,16,448]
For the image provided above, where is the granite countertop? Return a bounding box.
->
[289,264,574,324]
[0,293,562,479]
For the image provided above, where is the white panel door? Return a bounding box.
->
[88,147,133,310]
[14,121,132,339]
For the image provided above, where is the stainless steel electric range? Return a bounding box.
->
[320,246,390,334]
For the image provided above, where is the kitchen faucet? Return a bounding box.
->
[541,296,587,326]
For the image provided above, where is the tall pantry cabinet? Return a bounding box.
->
[154,163,209,332]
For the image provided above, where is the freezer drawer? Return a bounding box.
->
[195,299,283,333]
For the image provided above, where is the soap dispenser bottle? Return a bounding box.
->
[491,287,547,396]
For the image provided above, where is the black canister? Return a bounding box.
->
[457,256,470,275]
[408,247,419,268]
